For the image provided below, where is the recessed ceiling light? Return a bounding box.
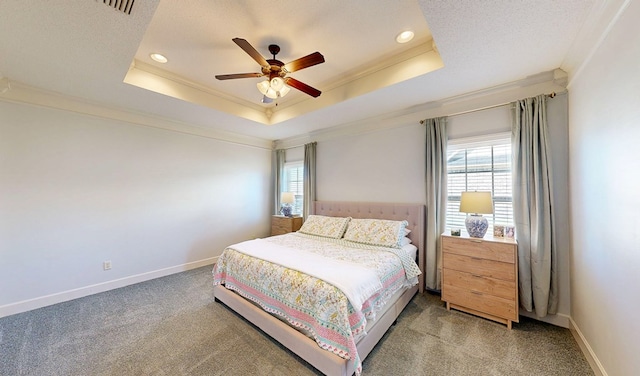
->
[396,30,415,44]
[150,53,168,63]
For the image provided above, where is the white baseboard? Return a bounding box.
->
[0,257,218,318]
[569,317,608,376]
[522,312,608,375]
[519,310,571,328]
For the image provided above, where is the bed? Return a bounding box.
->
[213,201,425,376]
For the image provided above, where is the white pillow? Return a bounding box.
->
[400,237,412,246]
[298,215,351,239]
[402,243,418,261]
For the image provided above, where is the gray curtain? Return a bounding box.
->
[303,142,317,220]
[274,149,285,215]
[512,94,558,317]
[424,117,447,291]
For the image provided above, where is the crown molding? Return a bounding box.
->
[274,69,568,149]
[272,40,436,112]
[124,61,269,124]
[269,43,443,125]
[562,0,632,88]
[0,81,273,150]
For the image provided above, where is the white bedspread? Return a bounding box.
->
[228,238,383,310]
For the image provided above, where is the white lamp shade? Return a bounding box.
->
[265,87,278,99]
[279,85,290,97]
[270,76,285,91]
[459,191,493,214]
[257,80,270,95]
[281,192,295,204]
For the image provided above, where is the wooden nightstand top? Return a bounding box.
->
[441,231,517,245]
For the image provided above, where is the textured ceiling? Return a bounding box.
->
[0,0,596,141]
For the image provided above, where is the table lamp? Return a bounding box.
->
[459,191,493,238]
[280,192,295,217]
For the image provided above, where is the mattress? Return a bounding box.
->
[213,232,421,376]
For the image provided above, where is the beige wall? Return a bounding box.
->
[0,100,272,316]
[568,1,640,374]
[317,123,426,203]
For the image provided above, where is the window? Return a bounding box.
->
[283,162,303,216]
[446,134,513,232]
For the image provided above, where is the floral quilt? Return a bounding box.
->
[212,233,421,376]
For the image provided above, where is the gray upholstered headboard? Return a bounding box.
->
[313,201,425,292]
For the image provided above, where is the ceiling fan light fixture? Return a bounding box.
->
[219,38,323,100]
[258,78,290,99]
[396,30,414,44]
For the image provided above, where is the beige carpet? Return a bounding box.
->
[0,266,593,375]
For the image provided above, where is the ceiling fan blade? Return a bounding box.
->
[284,77,321,98]
[283,52,325,73]
[215,73,263,80]
[232,38,269,68]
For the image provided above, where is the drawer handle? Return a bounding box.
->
[471,274,482,278]
[471,257,482,261]
[471,290,482,295]
[470,239,482,243]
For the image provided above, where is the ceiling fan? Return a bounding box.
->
[215,38,325,100]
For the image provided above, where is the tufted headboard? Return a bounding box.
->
[313,201,425,293]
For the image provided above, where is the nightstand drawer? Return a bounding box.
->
[271,225,290,236]
[443,269,516,300]
[271,216,303,236]
[443,253,515,281]
[442,236,515,263]
[442,284,518,321]
[272,222,291,234]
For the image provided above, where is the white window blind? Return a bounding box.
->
[283,162,304,215]
[446,135,513,232]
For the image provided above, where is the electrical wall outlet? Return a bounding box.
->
[103,261,112,270]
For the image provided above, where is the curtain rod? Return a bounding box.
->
[419,91,562,124]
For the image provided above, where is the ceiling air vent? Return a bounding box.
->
[97,0,135,15]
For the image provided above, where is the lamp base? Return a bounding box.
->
[280,205,292,217]
[465,214,489,238]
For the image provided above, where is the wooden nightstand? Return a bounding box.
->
[271,215,303,236]
[441,232,519,329]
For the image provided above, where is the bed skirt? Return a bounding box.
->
[214,283,418,376]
